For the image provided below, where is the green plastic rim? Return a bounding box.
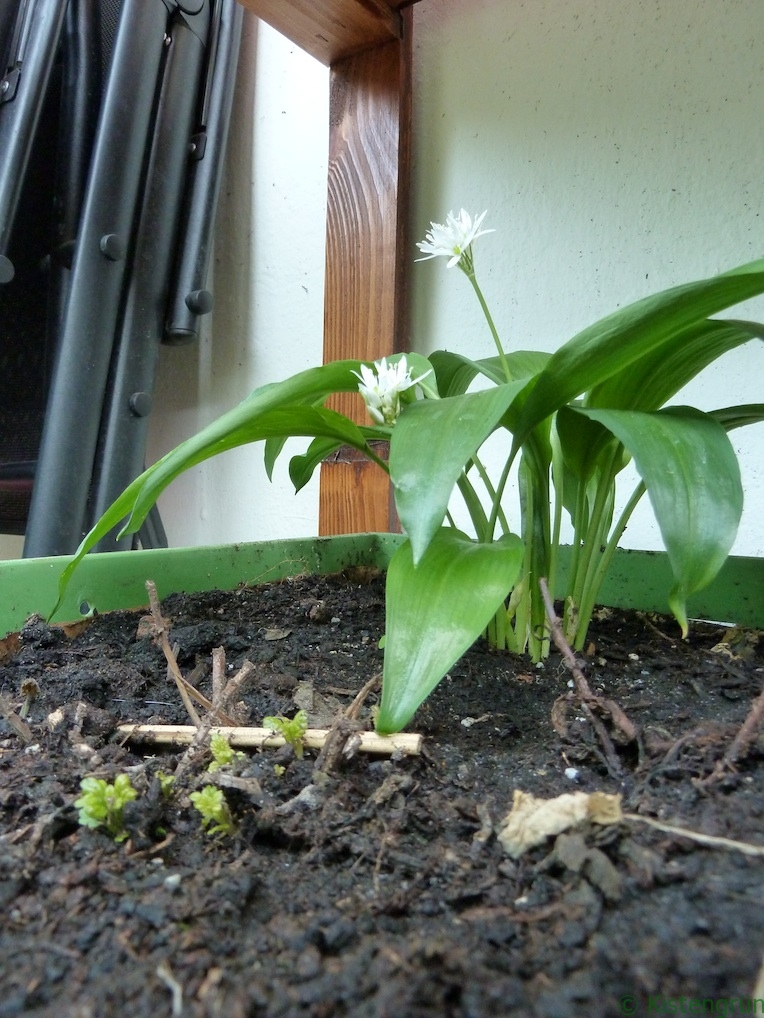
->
[1,533,761,637]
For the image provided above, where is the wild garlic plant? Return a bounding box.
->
[56,211,764,733]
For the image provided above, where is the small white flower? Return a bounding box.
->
[352,356,431,426]
[416,209,494,268]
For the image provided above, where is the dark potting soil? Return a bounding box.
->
[0,569,763,1018]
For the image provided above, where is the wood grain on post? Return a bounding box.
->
[319,10,412,535]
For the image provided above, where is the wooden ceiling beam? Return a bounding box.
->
[236,0,419,65]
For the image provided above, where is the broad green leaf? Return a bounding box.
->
[710,403,764,432]
[429,349,549,397]
[390,381,529,563]
[55,359,379,609]
[128,406,369,527]
[376,529,524,733]
[587,318,764,412]
[576,406,743,634]
[288,425,390,492]
[262,351,436,479]
[513,260,764,446]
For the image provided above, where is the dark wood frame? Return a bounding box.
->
[237,1,418,532]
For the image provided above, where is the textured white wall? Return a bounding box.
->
[410,0,764,555]
[145,15,328,548]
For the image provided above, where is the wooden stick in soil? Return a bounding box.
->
[313,673,382,776]
[539,578,637,779]
[700,681,764,786]
[173,648,256,780]
[117,723,422,757]
[144,580,238,728]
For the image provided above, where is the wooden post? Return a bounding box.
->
[319,10,412,534]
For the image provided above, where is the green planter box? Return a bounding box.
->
[1,533,762,638]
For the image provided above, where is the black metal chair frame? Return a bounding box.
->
[0,0,242,556]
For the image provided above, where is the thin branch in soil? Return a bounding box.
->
[173,648,256,780]
[146,580,201,727]
[623,812,764,857]
[699,681,764,786]
[144,580,238,728]
[313,673,381,777]
[156,960,184,1017]
[540,578,638,779]
[0,693,32,743]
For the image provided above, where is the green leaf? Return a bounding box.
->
[55,359,379,611]
[709,403,764,432]
[376,529,524,733]
[587,318,764,412]
[288,425,390,492]
[389,381,529,563]
[575,406,743,634]
[429,350,549,397]
[513,260,764,445]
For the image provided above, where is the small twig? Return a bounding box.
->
[623,812,764,857]
[174,654,256,780]
[0,694,33,743]
[145,582,238,727]
[146,581,202,727]
[540,578,637,778]
[720,682,764,769]
[211,646,226,704]
[699,681,764,785]
[156,960,184,1018]
[313,674,382,776]
[117,722,421,757]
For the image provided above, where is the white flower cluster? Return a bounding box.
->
[353,356,431,426]
[416,209,493,268]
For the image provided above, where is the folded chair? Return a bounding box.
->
[0,0,242,557]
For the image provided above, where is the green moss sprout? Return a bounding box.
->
[74,774,137,842]
[207,731,246,772]
[262,709,308,759]
[190,785,236,837]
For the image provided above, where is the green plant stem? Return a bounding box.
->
[548,423,565,603]
[471,455,511,536]
[574,480,646,648]
[486,450,515,541]
[568,446,621,624]
[456,473,490,541]
[462,264,513,384]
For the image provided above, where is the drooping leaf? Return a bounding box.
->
[376,528,524,733]
[429,349,549,398]
[587,318,764,412]
[288,425,390,492]
[575,406,743,634]
[513,260,764,446]
[709,403,764,432]
[389,381,529,563]
[55,359,381,609]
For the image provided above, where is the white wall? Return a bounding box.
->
[410,0,764,555]
[145,14,328,548]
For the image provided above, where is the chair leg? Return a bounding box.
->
[23,0,172,557]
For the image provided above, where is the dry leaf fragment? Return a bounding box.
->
[263,628,291,641]
[496,789,623,859]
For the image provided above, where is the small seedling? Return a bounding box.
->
[157,771,176,799]
[190,785,236,837]
[262,709,308,759]
[74,774,137,842]
[207,731,246,772]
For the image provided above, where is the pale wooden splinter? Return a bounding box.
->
[117,724,422,757]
